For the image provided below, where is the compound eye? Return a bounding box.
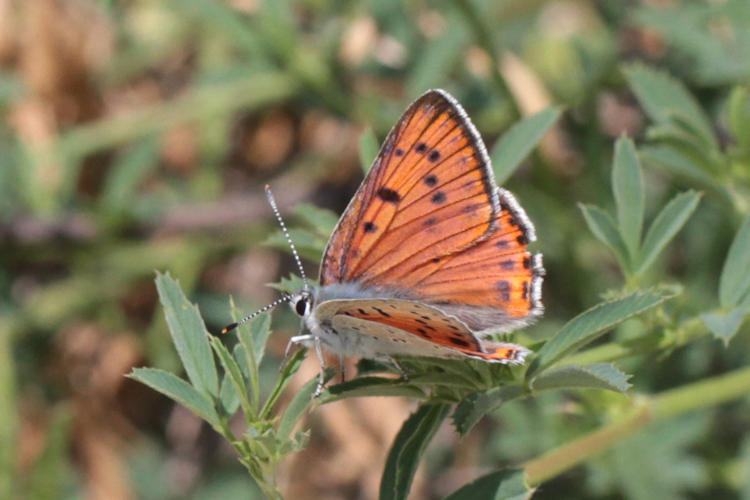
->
[295,297,309,316]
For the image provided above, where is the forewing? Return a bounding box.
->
[320,89,499,286]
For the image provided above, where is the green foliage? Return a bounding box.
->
[444,469,530,500]
[490,107,562,184]
[529,363,631,394]
[580,136,701,280]
[6,1,750,498]
[129,273,312,499]
[527,289,676,378]
[380,403,450,500]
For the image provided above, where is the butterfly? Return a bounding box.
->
[224,89,543,386]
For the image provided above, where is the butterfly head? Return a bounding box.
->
[290,289,314,318]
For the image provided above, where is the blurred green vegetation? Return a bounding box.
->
[2,0,750,498]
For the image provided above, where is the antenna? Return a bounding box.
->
[264,184,310,290]
[220,294,292,334]
[219,184,310,335]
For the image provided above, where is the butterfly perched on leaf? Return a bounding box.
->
[224,89,544,388]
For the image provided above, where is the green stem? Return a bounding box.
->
[0,323,16,499]
[563,315,708,367]
[524,365,750,486]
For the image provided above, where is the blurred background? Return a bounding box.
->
[2,0,750,498]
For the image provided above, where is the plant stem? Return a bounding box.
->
[563,315,709,367]
[524,365,750,486]
[0,323,16,499]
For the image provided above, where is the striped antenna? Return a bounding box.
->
[220,294,292,334]
[220,184,309,335]
[264,184,310,290]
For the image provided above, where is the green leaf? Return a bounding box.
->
[278,376,318,438]
[591,413,709,499]
[176,0,262,57]
[128,367,220,427]
[701,308,747,344]
[719,216,750,308]
[294,203,339,237]
[612,137,644,260]
[259,348,307,419]
[265,227,328,261]
[579,203,630,272]
[210,336,252,417]
[101,138,160,211]
[622,64,716,149]
[359,128,380,173]
[637,191,701,274]
[527,289,677,378]
[531,363,632,394]
[491,107,562,184]
[406,16,469,96]
[728,86,750,154]
[232,342,251,382]
[219,372,241,416]
[237,313,272,368]
[380,403,450,500]
[444,469,531,500]
[640,144,715,186]
[268,273,309,295]
[321,377,427,403]
[155,272,219,398]
[452,386,524,436]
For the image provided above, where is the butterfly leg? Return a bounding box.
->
[286,334,314,358]
[313,336,327,397]
[281,334,314,372]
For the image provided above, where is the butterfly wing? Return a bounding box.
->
[317,298,530,364]
[318,89,543,334]
[320,89,499,286]
[396,188,544,333]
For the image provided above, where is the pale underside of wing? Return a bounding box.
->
[315,298,530,364]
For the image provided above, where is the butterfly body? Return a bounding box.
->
[285,89,544,367]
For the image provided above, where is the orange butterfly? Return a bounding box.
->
[225,89,543,386]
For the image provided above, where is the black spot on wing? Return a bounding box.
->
[377,187,401,203]
[449,337,470,347]
[424,174,438,186]
[497,280,511,302]
[431,191,446,204]
[373,307,391,318]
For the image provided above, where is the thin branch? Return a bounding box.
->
[524,365,750,486]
